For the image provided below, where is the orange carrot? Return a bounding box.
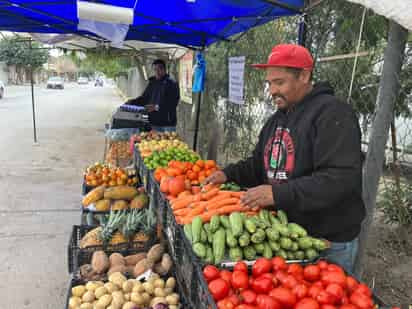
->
[199,210,220,222]
[171,196,195,210]
[217,205,246,215]
[208,192,232,203]
[201,188,220,201]
[207,198,241,210]
[230,191,246,198]
[180,216,196,224]
[188,204,207,216]
[174,208,191,216]
[202,183,219,192]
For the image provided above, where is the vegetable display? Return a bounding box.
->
[84,163,138,187]
[186,209,329,263]
[203,258,378,309]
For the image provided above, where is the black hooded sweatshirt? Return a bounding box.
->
[128,74,180,126]
[223,82,365,242]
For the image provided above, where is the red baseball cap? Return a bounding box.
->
[252,44,314,70]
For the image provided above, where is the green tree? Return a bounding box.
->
[0,37,48,68]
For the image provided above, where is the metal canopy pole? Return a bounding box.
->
[192,91,202,151]
[29,39,38,143]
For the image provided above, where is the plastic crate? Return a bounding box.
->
[67,225,156,274]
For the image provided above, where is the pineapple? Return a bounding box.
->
[101,210,127,244]
[79,227,103,248]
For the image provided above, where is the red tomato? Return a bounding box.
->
[253,258,273,278]
[209,278,231,301]
[203,265,220,282]
[316,290,337,305]
[350,292,373,309]
[321,271,347,288]
[321,305,337,309]
[221,270,233,283]
[274,270,288,284]
[325,283,344,300]
[228,294,241,306]
[313,281,324,288]
[232,271,249,290]
[308,285,323,299]
[341,296,350,305]
[295,297,320,309]
[288,264,304,276]
[234,261,249,273]
[218,298,235,309]
[292,284,308,299]
[241,289,257,305]
[346,276,359,293]
[249,277,255,287]
[260,273,279,287]
[327,264,345,275]
[252,276,273,294]
[269,287,297,308]
[391,307,401,309]
[303,265,321,282]
[282,275,299,289]
[353,284,372,297]
[256,294,281,309]
[340,304,359,309]
[318,260,329,270]
[271,257,288,271]
[235,305,258,309]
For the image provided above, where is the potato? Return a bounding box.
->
[147,244,164,263]
[169,305,179,309]
[122,302,136,309]
[108,264,127,276]
[69,296,82,308]
[95,286,108,299]
[142,282,155,295]
[96,294,112,307]
[122,280,134,293]
[109,253,125,267]
[125,253,146,266]
[165,277,176,289]
[133,258,154,277]
[124,293,131,301]
[111,291,125,308]
[164,287,173,295]
[154,287,167,297]
[160,253,173,273]
[109,272,127,287]
[104,282,119,293]
[85,281,102,292]
[80,303,93,309]
[91,251,110,274]
[154,278,165,289]
[150,296,167,307]
[71,285,86,297]
[141,292,151,305]
[130,292,144,305]
[132,282,145,293]
[166,294,180,305]
[82,291,95,303]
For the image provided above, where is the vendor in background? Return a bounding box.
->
[125,59,180,132]
[204,44,365,273]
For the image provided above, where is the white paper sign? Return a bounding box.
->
[229,56,245,105]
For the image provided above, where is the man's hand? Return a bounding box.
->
[203,170,227,185]
[241,185,274,209]
[145,104,157,112]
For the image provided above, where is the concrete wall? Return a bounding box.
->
[116,67,148,100]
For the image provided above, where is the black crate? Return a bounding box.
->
[65,263,193,309]
[67,225,156,274]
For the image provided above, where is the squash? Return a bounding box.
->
[130,194,149,209]
[104,186,138,200]
[95,199,111,212]
[82,186,106,207]
[111,200,129,211]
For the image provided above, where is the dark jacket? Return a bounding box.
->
[223,82,365,242]
[128,74,180,126]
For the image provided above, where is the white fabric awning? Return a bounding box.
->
[346,0,412,31]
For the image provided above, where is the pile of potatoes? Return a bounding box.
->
[69,272,181,309]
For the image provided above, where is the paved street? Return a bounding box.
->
[0,82,122,308]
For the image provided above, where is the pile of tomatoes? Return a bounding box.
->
[203,258,376,309]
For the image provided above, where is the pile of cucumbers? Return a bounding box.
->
[219,182,241,191]
[183,209,329,265]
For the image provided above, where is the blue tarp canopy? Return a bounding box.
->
[0,0,303,48]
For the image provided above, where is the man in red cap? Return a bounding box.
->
[205,44,365,272]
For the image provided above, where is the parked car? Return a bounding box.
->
[47,76,64,89]
[77,77,88,85]
[0,80,4,99]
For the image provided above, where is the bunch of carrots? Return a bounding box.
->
[169,184,259,225]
